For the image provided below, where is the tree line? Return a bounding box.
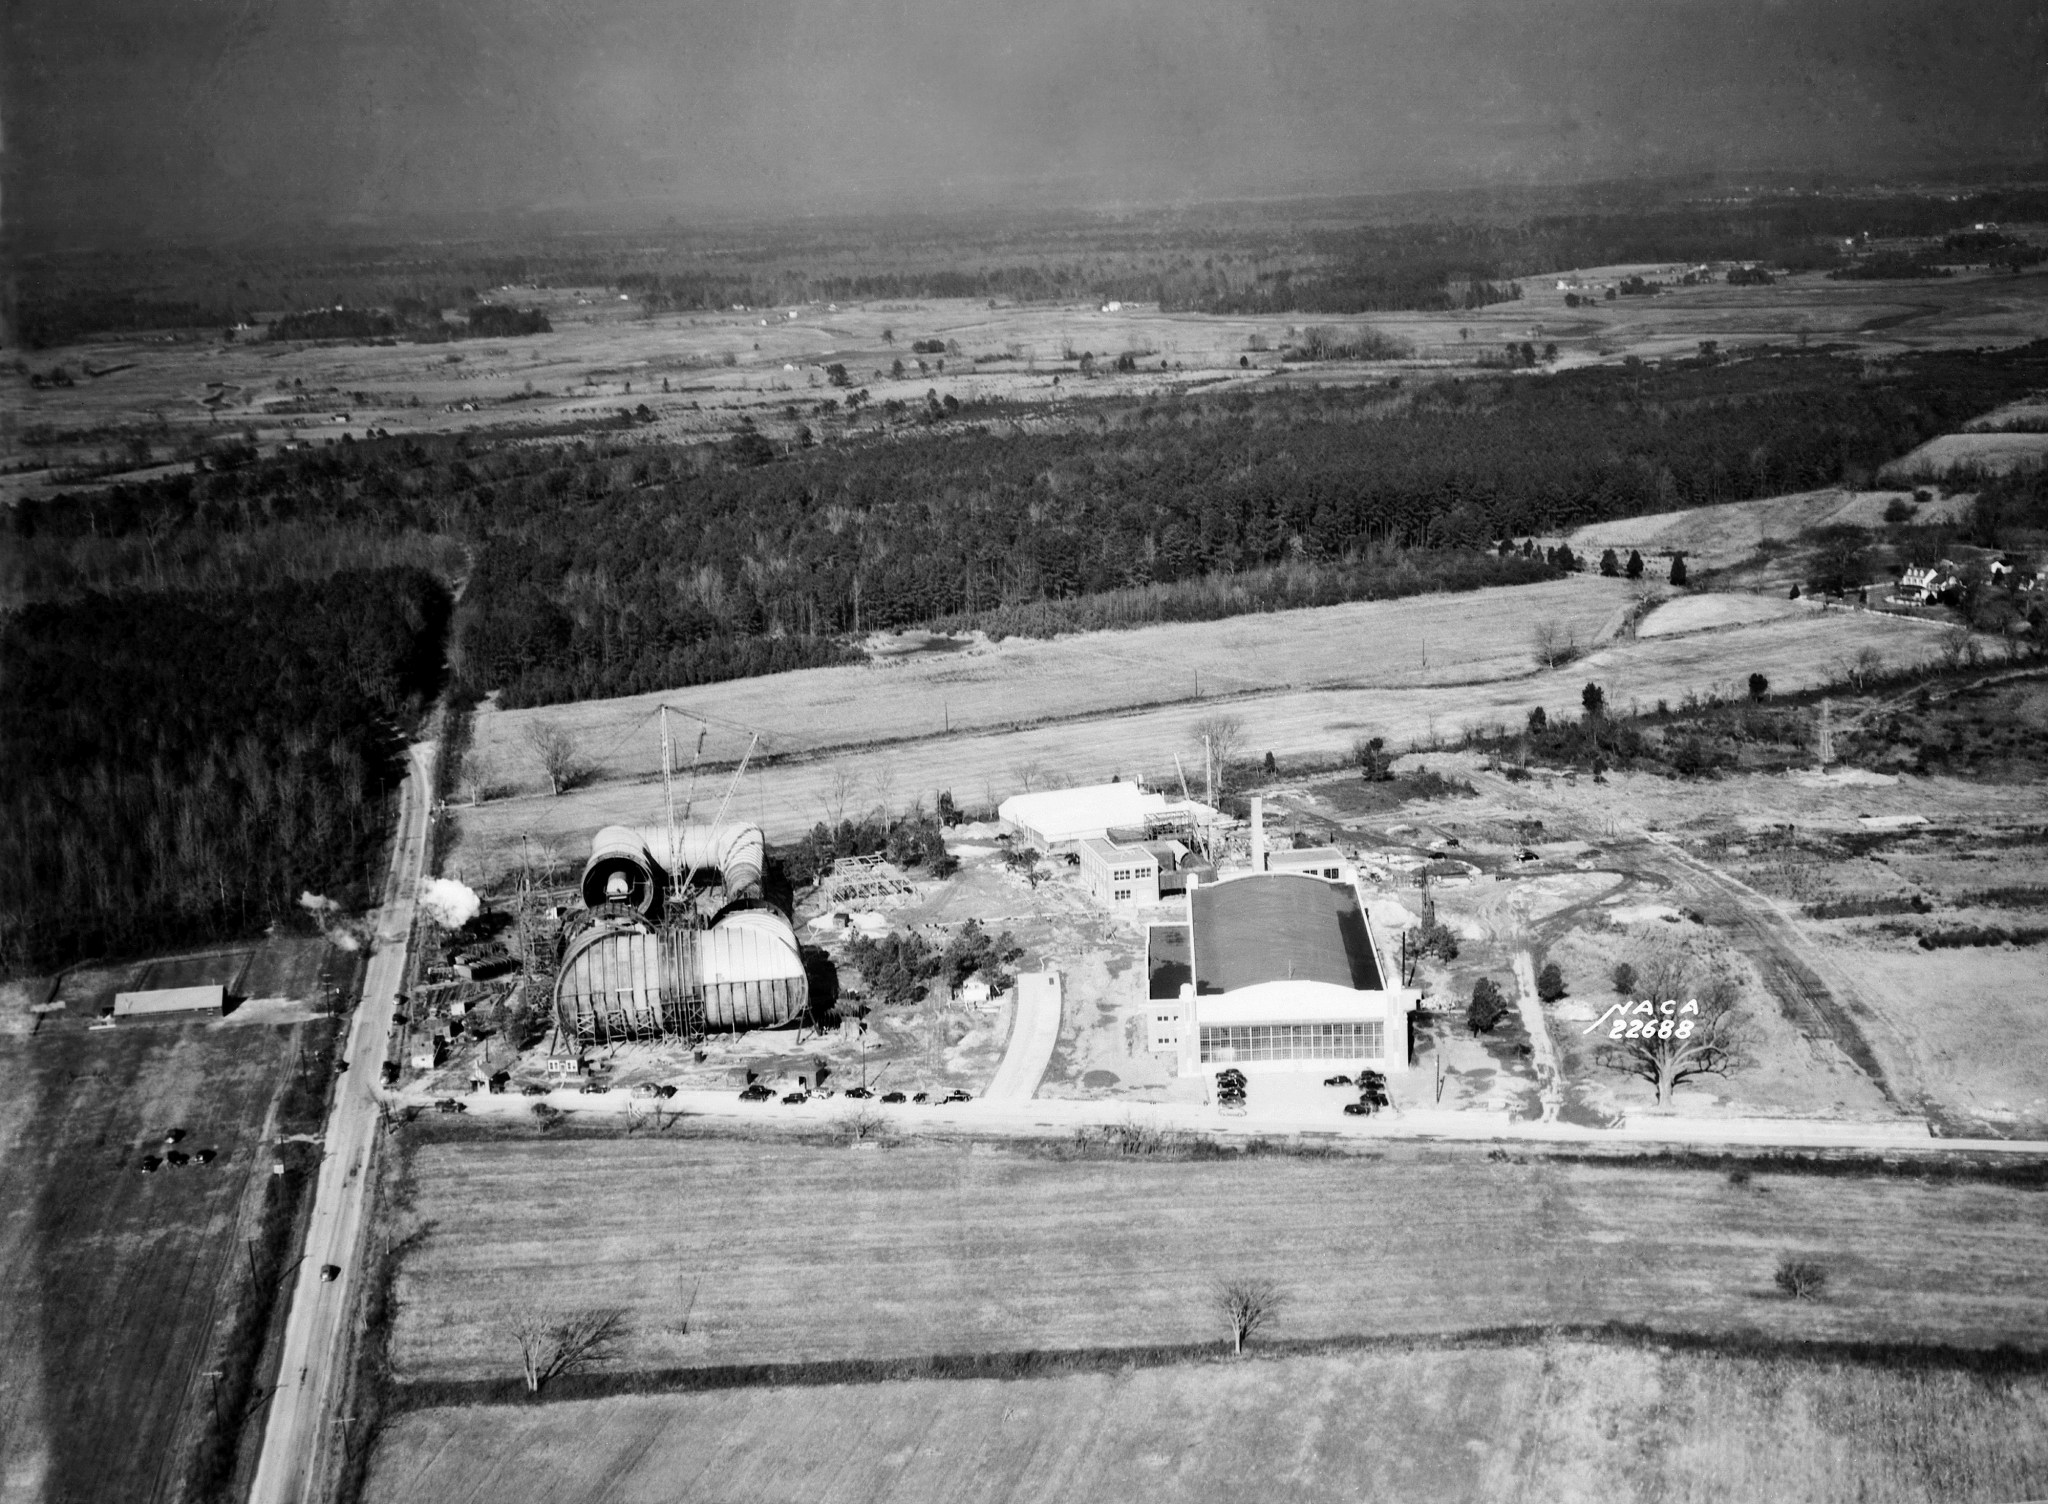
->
[15,342,2045,714]
[0,569,450,972]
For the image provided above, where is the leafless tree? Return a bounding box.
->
[1008,758,1047,794]
[509,1307,628,1393]
[839,1105,891,1144]
[1531,619,1564,669]
[1595,956,1750,1106]
[525,719,589,797]
[1214,1277,1285,1355]
[823,762,859,828]
[1192,714,1244,794]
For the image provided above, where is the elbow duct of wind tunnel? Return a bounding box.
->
[577,822,766,912]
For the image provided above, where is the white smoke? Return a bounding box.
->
[418,877,482,932]
[299,891,364,951]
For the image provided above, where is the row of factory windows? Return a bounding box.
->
[1199,1022,1385,1062]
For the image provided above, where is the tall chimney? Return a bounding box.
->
[1250,796,1266,872]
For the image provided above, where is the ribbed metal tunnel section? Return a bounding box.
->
[553,911,808,1045]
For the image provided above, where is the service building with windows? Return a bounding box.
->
[1146,871,1417,1076]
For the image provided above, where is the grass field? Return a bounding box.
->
[364,1340,2048,1504]
[0,1011,306,1504]
[1566,487,1977,575]
[445,596,1952,881]
[384,1135,2048,1388]
[467,577,1637,798]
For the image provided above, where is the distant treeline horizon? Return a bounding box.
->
[13,182,2048,347]
[14,341,2046,714]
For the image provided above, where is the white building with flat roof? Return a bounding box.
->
[998,782,1215,849]
[1145,872,1417,1076]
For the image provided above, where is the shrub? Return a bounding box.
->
[1774,1257,1829,1300]
[1467,977,1511,1034]
[1611,961,1637,997]
[1536,961,1566,1002]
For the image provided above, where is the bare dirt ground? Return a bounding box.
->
[382,1135,2048,1387]
[11,263,2046,504]
[365,1340,2048,1504]
[444,594,1956,883]
[1287,748,2048,1136]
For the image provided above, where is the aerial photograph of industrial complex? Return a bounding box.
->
[5,2,2048,1500]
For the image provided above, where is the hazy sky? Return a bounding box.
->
[6,0,2045,245]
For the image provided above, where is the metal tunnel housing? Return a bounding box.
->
[552,911,809,1044]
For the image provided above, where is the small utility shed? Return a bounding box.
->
[112,985,226,1019]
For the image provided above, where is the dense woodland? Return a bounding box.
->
[17,183,2048,346]
[0,570,449,971]
[14,343,2046,715]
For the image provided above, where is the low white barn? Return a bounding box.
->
[998,782,1215,849]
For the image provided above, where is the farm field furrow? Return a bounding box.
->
[448,601,1950,877]
[386,1138,2048,1386]
[362,1339,2048,1504]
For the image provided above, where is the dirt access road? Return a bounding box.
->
[248,743,434,1504]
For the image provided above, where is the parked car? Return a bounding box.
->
[781,1090,810,1105]
[320,1264,342,1283]
[911,1092,930,1104]
[841,1086,873,1100]
[433,1098,467,1114]
[633,1083,661,1097]
[941,1089,973,1104]
[579,1079,608,1095]
[738,1083,775,1102]
[880,1091,907,1104]
[1323,1074,1354,1087]
[139,1155,162,1174]
[522,1083,550,1096]
[656,1084,679,1099]
[1343,1101,1373,1116]
[193,1148,218,1165]
[165,1150,190,1167]
[162,1128,186,1144]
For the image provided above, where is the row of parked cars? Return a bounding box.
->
[739,1083,974,1106]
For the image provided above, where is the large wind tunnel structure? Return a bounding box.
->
[553,822,808,1045]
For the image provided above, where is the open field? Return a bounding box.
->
[445,596,1956,880]
[1892,429,2048,476]
[0,999,313,1504]
[1567,487,1976,575]
[384,1135,2048,1387]
[467,577,1638,796]
[11,263,2047,504]
[366,1340,2048,1504]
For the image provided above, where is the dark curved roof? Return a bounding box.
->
[1191,875,1383,994]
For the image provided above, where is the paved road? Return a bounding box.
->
[249,743,433,1504]
[417,1074,2048,1157]
[983,972,1064,1102]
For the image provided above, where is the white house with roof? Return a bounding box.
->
[998,781,1217,850]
